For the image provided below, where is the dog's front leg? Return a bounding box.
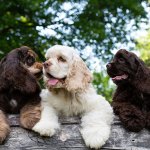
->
[20,102,41,129]
[113,101,146,132]
[0,110,10,143]
[32,101,60,137]
[80,99,113,149]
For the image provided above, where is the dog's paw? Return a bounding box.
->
[0,123,10,144]
[80,125,110,149]
[125,119,145,132]
[32,121,59,137]
[120,112,145,132]
[20,104,41,130]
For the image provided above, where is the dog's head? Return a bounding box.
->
[18,46,43,79]
[0,46,43,80]
[18,46,37,66]
[106,49,146,85]
[43,45,92,92]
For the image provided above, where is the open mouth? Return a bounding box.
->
[111,74,128,81]
[46,72,66,86]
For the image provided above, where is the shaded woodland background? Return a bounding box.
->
[1,0,150,101]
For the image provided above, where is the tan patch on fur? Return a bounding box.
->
[28,62,43,80]
[20,103,41,129]
[28,62,43,73]
[33,62,43,70]
[0,110,10,143]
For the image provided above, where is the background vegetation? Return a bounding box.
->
[0,0,150,101]
[136,30,150,66]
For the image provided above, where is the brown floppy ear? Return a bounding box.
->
[134,56,147,77]
[133,56,150,93]
[65,54,92,92]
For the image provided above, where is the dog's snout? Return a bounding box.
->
[106,63,111,69]
[43,61,52,68]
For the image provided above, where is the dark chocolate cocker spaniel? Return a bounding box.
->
[107,49,150,132]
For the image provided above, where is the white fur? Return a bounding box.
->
[32,45,114,149]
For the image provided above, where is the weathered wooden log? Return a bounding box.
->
[0,115,149,150]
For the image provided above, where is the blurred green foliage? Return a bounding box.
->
[0,0,149,60]
[136,30,150,66]
[0,0,149,100]
[93,72,115,102]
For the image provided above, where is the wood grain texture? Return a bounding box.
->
[0,115,149,150]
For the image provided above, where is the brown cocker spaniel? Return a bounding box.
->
[0,46,42,143]
[107,49,150,132]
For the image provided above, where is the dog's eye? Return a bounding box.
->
[118,58,125,63]
[27,57,35,66]
[58,56,66,62]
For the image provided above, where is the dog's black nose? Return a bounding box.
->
[43,61,52,68]
[106,63,111,68]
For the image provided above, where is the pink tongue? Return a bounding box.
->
[48,79,59,85]
[112,74,128,80]
[112,76,122,80]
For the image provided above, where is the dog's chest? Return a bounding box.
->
[7,89,25,113]
[51,95,84,116]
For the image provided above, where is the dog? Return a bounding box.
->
[107,49,150,132]
[0,46,42,143]
[32,45,114,149]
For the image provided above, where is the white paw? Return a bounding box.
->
[32,121,59,137]
[80,126,110,149]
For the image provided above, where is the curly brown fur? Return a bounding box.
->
[107,49,150,132]
[0,46,42,142]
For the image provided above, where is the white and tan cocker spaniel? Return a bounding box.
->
[32,45,114,149]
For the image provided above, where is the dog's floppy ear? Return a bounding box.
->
[133,55,150,93]
[65,54,92,92]
[134,55,147,78]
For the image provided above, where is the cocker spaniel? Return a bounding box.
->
[33,45,114,149]
[107,49,150,132]
[0,46,42,143]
